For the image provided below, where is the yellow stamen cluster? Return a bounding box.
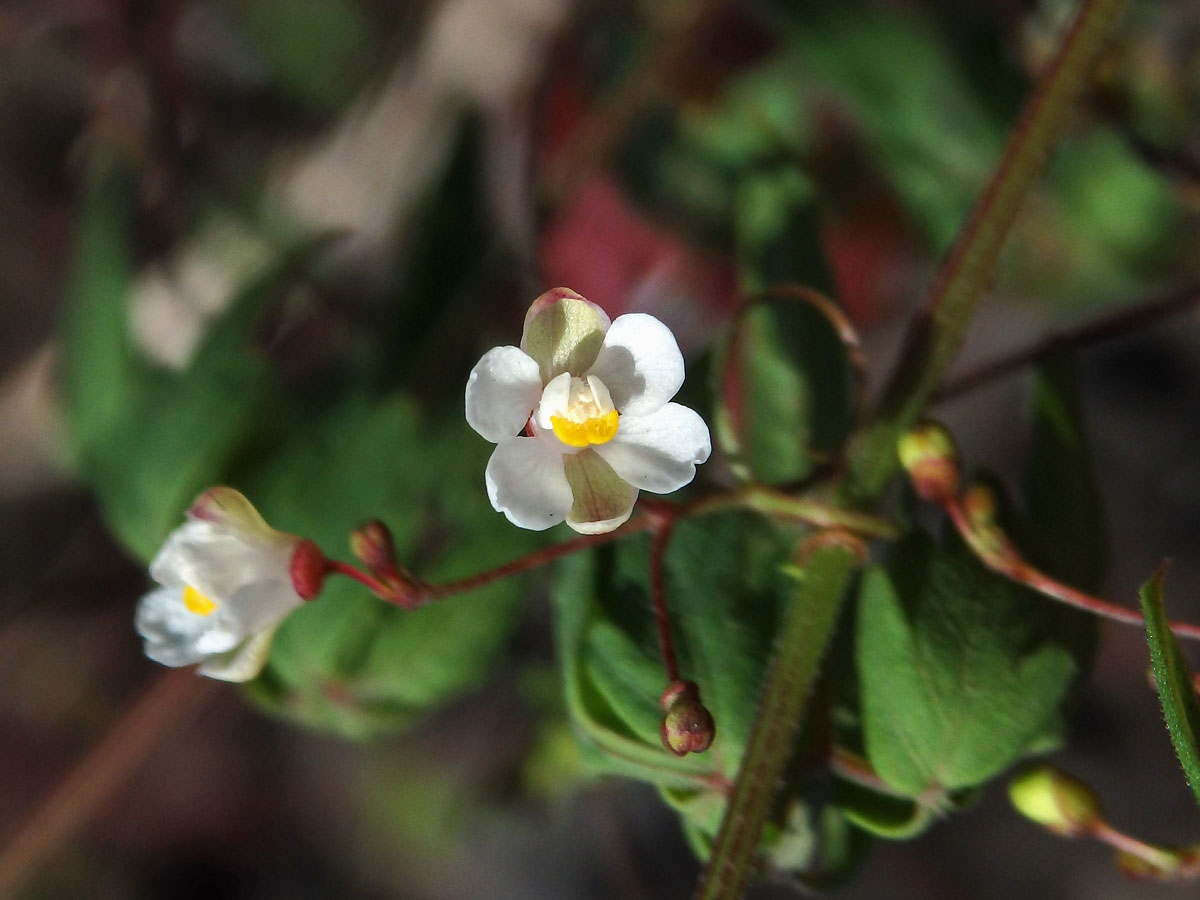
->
[183,584,218,616]
[551,409,619,447]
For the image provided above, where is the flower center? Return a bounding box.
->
[550,375,620,448]
[183,584,219,616]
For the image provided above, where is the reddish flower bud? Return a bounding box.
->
[660,680,716,757]
[350,519,399,576]
[289,539,329,600]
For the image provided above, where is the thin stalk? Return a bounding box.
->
[945,499,1200,641]
[934,283,1200,402]
[693,537,860,900]
[0,671,215,896]
[649,520,682,682]
[842,0,1130,504]
[418,516,655,603]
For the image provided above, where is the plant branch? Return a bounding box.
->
[944,497,1200,641]
[842,0,1130,504]
[934,283,1200,402]
[0,671,215,897]
[693,534,862,900]
[649,519,682,683]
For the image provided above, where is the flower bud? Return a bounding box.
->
[897,422,960,505]
[1008,764,1103,837]
[660,680,715,757]
[289,539,329,600]
[350,519,399,576]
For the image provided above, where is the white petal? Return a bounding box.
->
[135,586,209,667]
[465,346,543,442]
[563,449,638,534]
[594,403,711,494]
[226,580,304,635]
[198,627,278,682]
[587,313,685,418]
[533,371,572,432]
[485,437,573,530]
[149,520,290,600]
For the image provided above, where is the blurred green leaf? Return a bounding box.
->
[734,168,832,294]
[62,172,288,559]
[857,534,1077,797]
[232,0,377,110]
[713,291,857,485]
[1140,568,1200,809]
[61,161,139,459]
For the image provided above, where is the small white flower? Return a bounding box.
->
[135,487,305,682]
[465,287,712,534]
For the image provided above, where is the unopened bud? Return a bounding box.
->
[660,680,715,757]
[289,539,329,600]
[897,422,960,504]
[1008,764,1103,837]
[350,519,398,576]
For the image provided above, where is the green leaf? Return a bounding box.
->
[60,161,140,460]
[734,168,833,295]
[61,177,289,559]
[833,778,933,839]
[1140,568,1200,809]
[553,548,720,790]
[857,533,1077,797]
[713,291,858,485]
[233,0,377,111]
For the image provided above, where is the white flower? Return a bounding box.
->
[465,287,712,534]
[135,487,305,682]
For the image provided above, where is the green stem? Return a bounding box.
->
[693,537,860,900]
[841,0,1129,504]
[686,485,898,538]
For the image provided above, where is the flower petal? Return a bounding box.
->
[521,287,610,383]
[587,313,684,417]
[136,586,210,666]
[149,519,291,601]
[188,487,282,547]
[465,345,543,442]
[198,627,279,682]
[532,371,572,433]
[485,437,573,530]
[594,403,712,494]
[563,449,638,534]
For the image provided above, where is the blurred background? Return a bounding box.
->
[1,0,1199,897]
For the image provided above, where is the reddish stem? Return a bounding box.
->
[326,560,397,599]
[416,515,656,603]
[649,519,682,683]
[945,500,1200,642]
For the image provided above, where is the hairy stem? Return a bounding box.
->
[693,536,861,900]
[842,0,1130,504]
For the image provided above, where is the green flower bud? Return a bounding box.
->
[1008,764,1103,837]
[897,422,960,504]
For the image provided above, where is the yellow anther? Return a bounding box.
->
[183,584,218,616]
[551,410,619,447]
